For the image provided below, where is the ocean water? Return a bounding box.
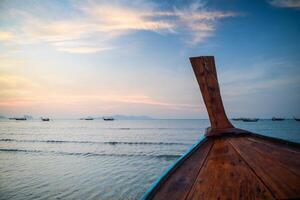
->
[0,119,299,200]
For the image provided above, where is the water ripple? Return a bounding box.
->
[0,138,191,146]
[0,148,181,160]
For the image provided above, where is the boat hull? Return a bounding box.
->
[142,133,300,200]
[143,56,300,199]
[242,119,259,122]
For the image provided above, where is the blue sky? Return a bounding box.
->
[0,0,299,118]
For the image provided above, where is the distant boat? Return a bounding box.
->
[84,117,94,120]
[15,117,27,121]
[232,118,244,121]
[103,117,114,121]
[41,117,50,121]
[9,116,30,120]
[232,118,258,122]
[294,117,300,121]
[242,118,259,122]
[9,117,26,120]
[272,117,285,121]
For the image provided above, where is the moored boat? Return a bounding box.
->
[84,117,94,120]
[231,117,244,121]
[9,116,30,120]
[242,118,259,122]
[41,117,50,121]
[272,117,285,121]
[103,117,114,121]
[142,56,300,200]
[10,117,27,120]
[232,117,259,122]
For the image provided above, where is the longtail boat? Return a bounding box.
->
[14,117,27,120]
[84,117,94,120]
[272,117,285,121]
[142,56,300,200]
[103,117,114,121]
[232,118,243,121]
[242,118,259,122]
[232,118,259,122]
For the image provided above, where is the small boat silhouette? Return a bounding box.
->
[272,117,285,121]
[103,117,114,121]
[232,118,243,121]
[242,118,259,122]
[9,117,27,120]
[15,117,27,120]
[84,117,94,120]
[232,118,258,122]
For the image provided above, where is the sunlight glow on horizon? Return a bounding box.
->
[0,0,299,118]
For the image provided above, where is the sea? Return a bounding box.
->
[0,119,299,200]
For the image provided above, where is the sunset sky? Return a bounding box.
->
[0,0,299,119]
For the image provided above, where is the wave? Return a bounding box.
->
[0,148,181,160]
[103,141,189,145]
[112,127,200,130]
[0,148,43,153]
[0,138,190,146]
[0,127,201,137]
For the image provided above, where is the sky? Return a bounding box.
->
[0,0,299,119]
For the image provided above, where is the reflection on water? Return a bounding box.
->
[0,119,299,199]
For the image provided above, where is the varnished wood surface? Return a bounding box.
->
[230,137,300,199]
[150,135,300,200]
[190,56,233,131]
[151,140,213,200]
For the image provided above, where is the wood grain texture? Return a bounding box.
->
[230,136,300,199]
[147,135,300,200]
[189,56,233,130]
[186,138,274,200]
[151,140,213,200]
[245,136,300,176]
[247,136,300,153]
[147,55,300,200]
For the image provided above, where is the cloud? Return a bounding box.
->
[171,3,237,44]
[0,31,14,41]
[114,95,200,110]
[51,40,116,53]
[0,74,42,103]
[0,74,40,90]
[0,89,200,111]
[0,72,199,111]
[1,0,238,53]
[0,55,25,69]
[269,0,300,8]
[219,58,300,99]
[56,47,111,54]
[80,3,175,33]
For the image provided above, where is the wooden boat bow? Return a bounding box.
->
[142,56,300,200]
[190,56,248,136]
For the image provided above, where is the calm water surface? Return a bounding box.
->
[0,119,299,199]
